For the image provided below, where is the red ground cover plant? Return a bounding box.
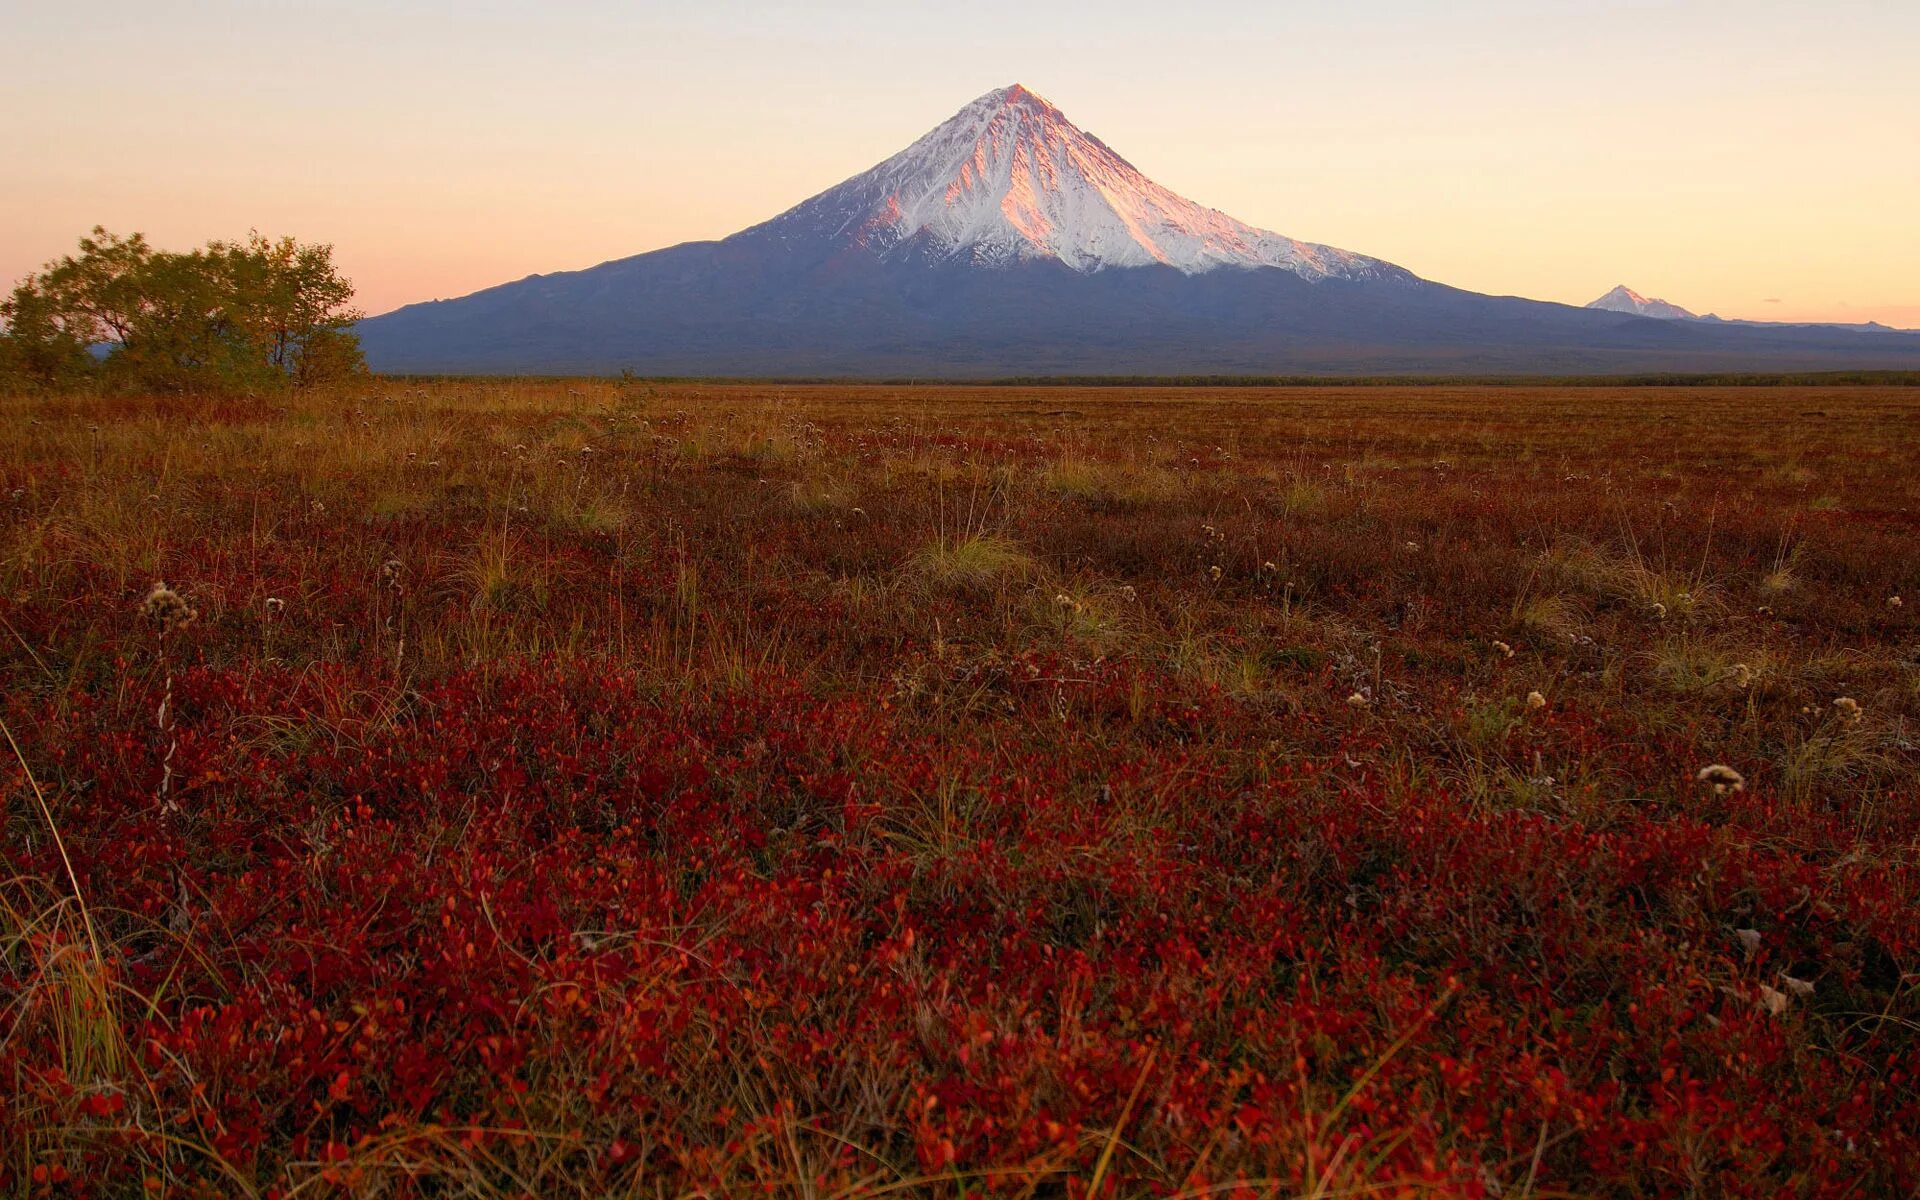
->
[2,382,1917,1197]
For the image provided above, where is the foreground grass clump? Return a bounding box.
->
[2,380,1919,1197]
[913,533,1037,590]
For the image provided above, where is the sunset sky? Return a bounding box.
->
[5,0,1916,326]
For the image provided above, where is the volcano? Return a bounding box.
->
[357,85,1920,376]
[1586,285,1701,321]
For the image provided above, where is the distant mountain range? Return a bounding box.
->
[1586,284,1906,336]
[357,85,1920,377]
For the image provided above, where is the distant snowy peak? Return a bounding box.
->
[1587,285,1700,321]
[744,84,1408,281]
[1584,285,1911,334]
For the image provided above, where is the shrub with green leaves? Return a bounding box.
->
[0,227,365,393]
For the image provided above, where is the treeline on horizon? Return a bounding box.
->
[989,370,1920,387]
[379,369,1920,388]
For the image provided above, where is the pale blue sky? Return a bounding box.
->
[3,0,1916,323]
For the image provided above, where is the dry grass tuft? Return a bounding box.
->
[912,533,1036,591]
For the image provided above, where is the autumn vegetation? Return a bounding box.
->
[2,378,1917,1197]
[0,229,363,395]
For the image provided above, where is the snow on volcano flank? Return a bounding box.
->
[748,84,1400,280]
[1586,285,1700,321]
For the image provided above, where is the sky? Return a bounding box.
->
[3,0,1917,326]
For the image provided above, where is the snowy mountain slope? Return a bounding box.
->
[1586,285,1700,320]
[742,85,1407,281]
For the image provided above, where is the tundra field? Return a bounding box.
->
[3,380,1919,1199]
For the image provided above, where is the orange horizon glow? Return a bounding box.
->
[4,2,1916,329]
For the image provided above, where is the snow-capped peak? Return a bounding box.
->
[743,84,1405,281]
[1586,285,1699,321]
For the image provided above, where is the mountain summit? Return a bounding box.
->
[356,87,1920,376]
[748,85,1404,280]
[1586,285,1699,321]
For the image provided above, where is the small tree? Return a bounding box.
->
[289,327,368,387]
[213,233,362,381]
[104,247,268,393]
[0,227,366,393]
[0,273,98,390]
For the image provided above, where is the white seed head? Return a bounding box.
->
[1697,764,1746,794]
[141,582,197,632]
